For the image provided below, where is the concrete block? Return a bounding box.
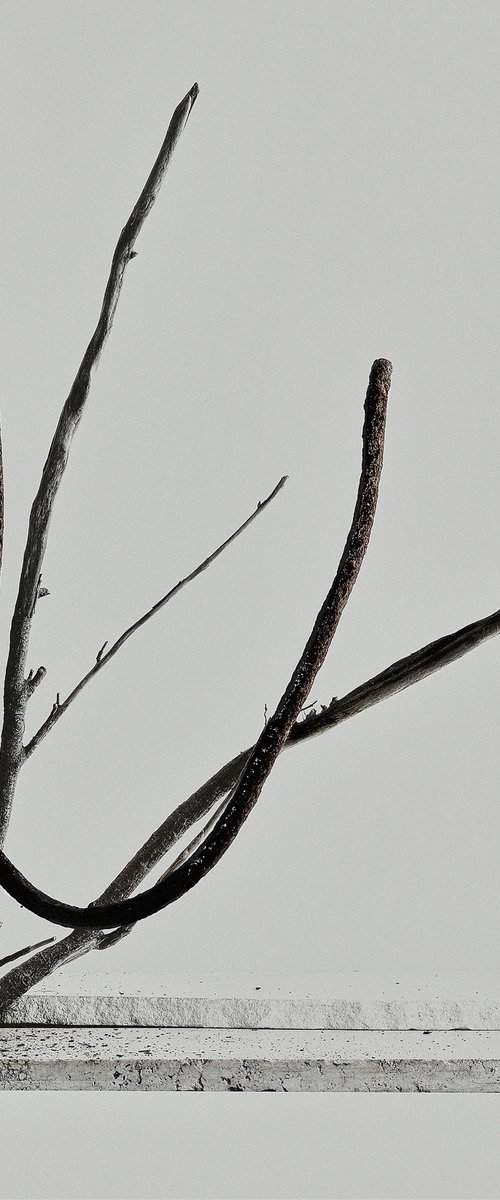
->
[1,1027,500,1091]
[2,972,500,1090]
[3,969,500,1029]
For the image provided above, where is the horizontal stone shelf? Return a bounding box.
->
[2,1027,500,1091]
[3,970,500,1029]
[2,972,500,1090]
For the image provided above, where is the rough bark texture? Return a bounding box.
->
[0,359,391,927]
[0,84,198,845]
[1,83,498,1009]
[1,584,498,1003]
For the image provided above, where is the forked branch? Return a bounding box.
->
[1,588,498,1002]
[1,84,496,1010]
[0,84,199,844]
[0,357,392,927]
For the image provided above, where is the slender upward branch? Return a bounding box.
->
[0,415,4,590]
[0,84,198,845]
[0,358,392,926]
[24,475,287,759]
[1,591,498,1003]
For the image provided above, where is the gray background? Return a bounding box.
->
[1,1,500,1197]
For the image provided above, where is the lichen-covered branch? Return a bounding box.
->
[0,358,392,927]
[0,83,199,845]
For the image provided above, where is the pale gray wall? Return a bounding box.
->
[1,2,500,1197]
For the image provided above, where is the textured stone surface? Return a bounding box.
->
[1,1028,500,1091]
[3,970,500,1029]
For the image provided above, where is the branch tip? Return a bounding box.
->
[370,358,392,384]
[25,666,46,696]
[0,82,199,842]
[96,642,108,664]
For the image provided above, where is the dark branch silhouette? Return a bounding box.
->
[0,359,391,927]
[0,84,497,1009]
[0,84,199,845]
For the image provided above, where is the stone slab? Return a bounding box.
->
[3,970,500,1029]
[1,1027,500,1090]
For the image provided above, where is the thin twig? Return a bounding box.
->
[24,475,287,759]
[0,83,199,845]
[0,936,55,970]
[1,592,499,1002]
[0,358,392,927]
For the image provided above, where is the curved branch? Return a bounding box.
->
[2,589,498,999]
[0,83,199,844]
[0,357,392,926]
[0,754,249,1004]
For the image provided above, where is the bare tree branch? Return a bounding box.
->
[1,588,498,1002]
[0,71,496,1013]
[106,599,500,929]
[0,358,392,927]
[157,790,236,883]
[0,414,4,590]
[0,936,55,970]
[0,754,252,1004]
[24,475,287,759]
[0,83,199,845]
[288,604,500,743]
[0,932,98,1001]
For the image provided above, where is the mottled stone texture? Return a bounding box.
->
[3,970,500,1029]
[1,1029,500,1091]
[2,974,500,1090]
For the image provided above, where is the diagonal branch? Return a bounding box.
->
[0,358,392,927]
[24,475,287,759]
[0,754,249,1004]
[107,599,500,924]
[0,83,199,846]
[0,936,55,970]
[289,604,500,743]
[1,591,499,1002]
